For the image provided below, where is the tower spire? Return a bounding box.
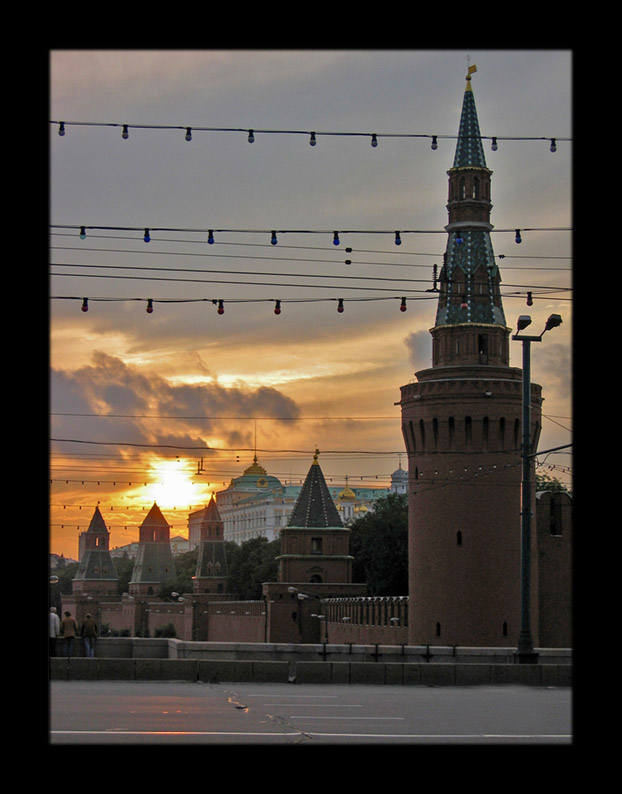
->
[431,66,509,368]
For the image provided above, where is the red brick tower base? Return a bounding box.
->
[400,363,542,647]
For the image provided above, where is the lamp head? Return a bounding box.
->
[517,315,532,331]
[545,314,563,331]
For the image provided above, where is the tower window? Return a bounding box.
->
[478,334,488,363]
[457,531,462,546]
[436,622,441,638]
[311,537,323,554]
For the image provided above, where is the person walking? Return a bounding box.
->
[49,607,60,656]
[80,613,98,657]
[60,611,78,658]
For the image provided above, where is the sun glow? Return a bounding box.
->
[147,457,204,508]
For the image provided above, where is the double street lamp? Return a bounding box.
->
[512,313,562,662]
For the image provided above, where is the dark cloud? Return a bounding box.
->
[51,352,301,455]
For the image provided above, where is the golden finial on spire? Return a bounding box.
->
[313,448,320,464]
[466,55,477,90]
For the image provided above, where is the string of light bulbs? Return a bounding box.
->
[50,230,573,269]
[51,120,570,152]
[50,224,571,247]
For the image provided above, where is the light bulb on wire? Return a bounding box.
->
[146,299,154,314]
[371,134,378,148]
[333,231,340,246]
[122,125,129,140]
[337,299,344,313]
[185,127,192,142]
[58,122,66,137]
[144,228,151,243]
[400,298,407,312]
[394,231,402,246]
[271,231,278,245]
[79,226,86,240]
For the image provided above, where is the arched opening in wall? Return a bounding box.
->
[483,416,489,450]
[502,621,508,638]
[419,419,426,451]
[310,574,323,583]
[448,417,455,450]
[436,622,441,638]
[407,421,416,453]
[498,417,505,448]
[514,418,521,450]
[478,334,488,364]
[456,531,463,546]
[432,417,439,450]
[465,416,472,448]
[147,587,154,596]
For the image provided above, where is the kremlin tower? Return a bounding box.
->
[399,67,543,648]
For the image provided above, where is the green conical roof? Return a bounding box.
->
[287,451,343,529]
[452,72,487,169]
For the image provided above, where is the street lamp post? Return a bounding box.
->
[512,313,562,663]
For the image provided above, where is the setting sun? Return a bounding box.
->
[147,458,204,508]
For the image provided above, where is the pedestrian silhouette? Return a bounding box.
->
[60,611,78,658]
[80,613,98,657]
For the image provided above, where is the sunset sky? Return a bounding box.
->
[49,49,572,559]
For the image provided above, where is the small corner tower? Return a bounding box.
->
[193,495,228,594]
[276,450,353,585]
[72,506,118,596]
[399,66,543,648]
[129,502,176,597]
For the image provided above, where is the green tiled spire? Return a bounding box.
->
[434,66,507,331]
[452,71,488,169]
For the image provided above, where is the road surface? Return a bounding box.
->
[50,680,571,745]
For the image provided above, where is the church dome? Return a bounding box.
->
[338,484,356,501]
[228,456,282,490]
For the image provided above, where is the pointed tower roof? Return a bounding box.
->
[142,502,169,527]
[452,66,488,169]
[86,505,108,533]
[287,450,343,529]
[434,64,507,331]
[202,494,222,523]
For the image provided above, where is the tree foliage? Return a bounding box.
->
[225,537,280,600]
[349,492,408,597]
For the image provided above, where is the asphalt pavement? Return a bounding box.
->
[49,680,572,745]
